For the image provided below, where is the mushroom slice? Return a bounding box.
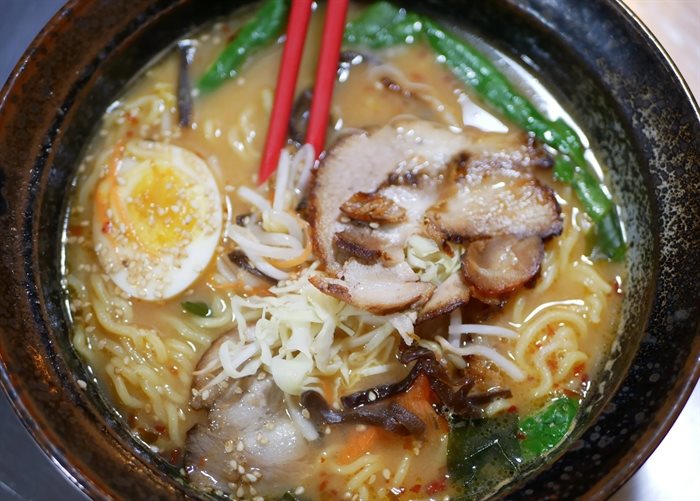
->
[461,235,544,297]
[417,273,471,323]
[310,260,434,314]
[426,173,562,243]
[340,191,407,224]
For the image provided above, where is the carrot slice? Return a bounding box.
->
[336,426,387,465]
[396,374,448,434]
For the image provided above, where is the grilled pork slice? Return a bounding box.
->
[340,191,407,223]
[417,273,471,323]
[186,368,313,498]
[309,120,475,274]
[426,174,562,244]
[461,235,544,298]
[190,333,231,410]
[310,260,434,315]
[333,228,396,264]
[309,119,559,315]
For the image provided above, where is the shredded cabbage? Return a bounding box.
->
[405,235,461,284]
[213,264,412,397]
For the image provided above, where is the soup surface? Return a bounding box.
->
[64,2,625,499]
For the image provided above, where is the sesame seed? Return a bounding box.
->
[295,487,305,495]
[244,473,257,483]
[77,379,87,389]
[369,222,380,229]
[236,486,245,498]
[383,468,391,480]
[236,440,245,452]
[237,465,245,475]
[224,440,234,453]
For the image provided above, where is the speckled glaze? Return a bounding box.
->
[0,0,697,499]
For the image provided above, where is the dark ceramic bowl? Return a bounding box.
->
[0,0,698,499]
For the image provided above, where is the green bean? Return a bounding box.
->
[344,1,422,48]
[197,0,289,94]
[345,2,625,260]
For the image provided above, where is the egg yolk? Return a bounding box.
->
[120,164,199,252]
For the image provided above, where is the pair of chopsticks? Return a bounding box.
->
[258,0,349,184]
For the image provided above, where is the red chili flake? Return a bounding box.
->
[547,358,558,371]
[573,363,586,377]
[563,388,580,399]
[69,225,83,237]
[102,220,112,234]
[154,424,166,435]
[410,484,421,493]
[507,405,518,414]
[516,430,527,440]
[319,480,328,492]
[426,479,447,495]
[127,114,139,125]
[126,129,135,138]
[168,365,179,375]
[169,448,182,464]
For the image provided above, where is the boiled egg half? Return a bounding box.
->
[93,140,222,300]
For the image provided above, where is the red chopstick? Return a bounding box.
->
[305,0,349,157]
[258,0,313,184]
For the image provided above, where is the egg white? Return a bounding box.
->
[92,140,222,300]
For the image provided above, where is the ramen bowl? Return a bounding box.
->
[0,0,698,499]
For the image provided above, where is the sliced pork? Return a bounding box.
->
[309,260,434,315]
[417,273,471,323]
[340,191,407,223]
[461,235,544,298]
[425,174,562,244]
[309,120,474,274]
[334,228,388,264]
[309,119,561,316]
[186,370,313,498]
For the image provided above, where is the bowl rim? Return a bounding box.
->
[0,0,699,499]
[583,3,700,493]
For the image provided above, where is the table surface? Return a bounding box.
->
[1,1,698,500]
